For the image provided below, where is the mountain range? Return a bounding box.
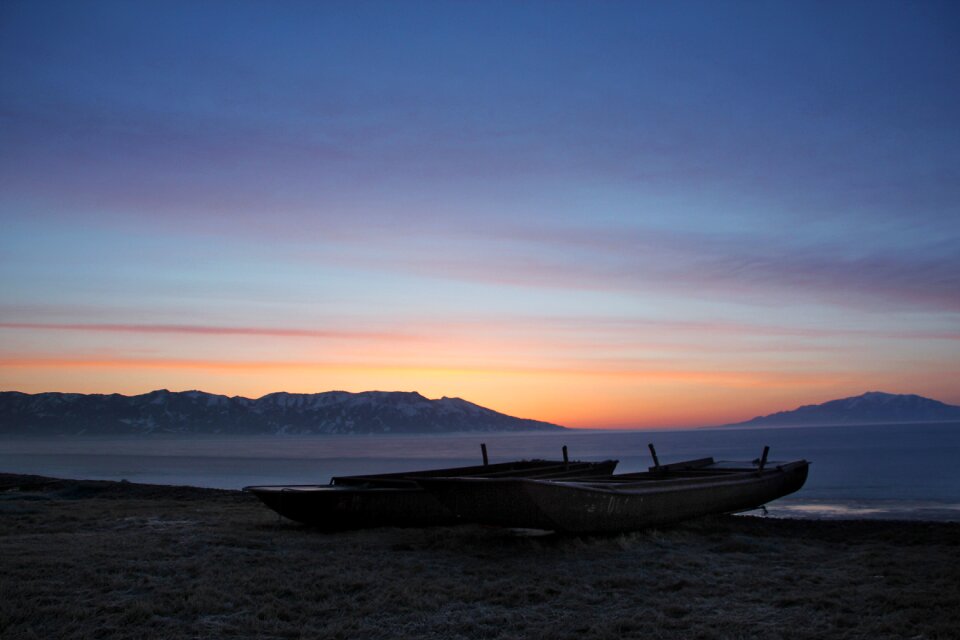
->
[720,391,960,428]
[0,389,564,436]
[3,389,956,436]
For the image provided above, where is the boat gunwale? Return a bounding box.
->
[418,460,809,497]
[524,460,809,496]
[245,485,418,494]
[243,458,619,493]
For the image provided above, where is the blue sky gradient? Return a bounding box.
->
[2,1,958,426]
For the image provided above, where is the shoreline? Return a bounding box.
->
[3,471,958,525]
[3,473,959,639]
[4,468,959,523]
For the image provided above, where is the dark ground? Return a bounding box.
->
[1,472,958,639]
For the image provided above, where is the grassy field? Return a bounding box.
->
[1,473,958,639]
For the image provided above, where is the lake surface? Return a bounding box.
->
[2,422,958,521]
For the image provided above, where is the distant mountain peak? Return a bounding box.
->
[723,391,960,428]
[0,389,565,436]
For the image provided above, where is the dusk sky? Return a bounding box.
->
[2,1,958,427]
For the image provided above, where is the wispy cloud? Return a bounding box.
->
[3,315,958,345]
[0,322,415,341]
[327,223,960,312]
[0,354,843,388]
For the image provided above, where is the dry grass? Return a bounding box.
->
[1,473,958,639]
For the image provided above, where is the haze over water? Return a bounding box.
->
[3,422,958,522]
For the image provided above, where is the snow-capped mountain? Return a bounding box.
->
[0,389,564,436]
[722,391,960,427]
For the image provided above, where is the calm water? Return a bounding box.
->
[2,422,958,521]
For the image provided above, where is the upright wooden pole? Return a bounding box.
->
[648,443,661,469]
[481,443,489,466]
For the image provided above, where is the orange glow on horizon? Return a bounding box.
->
[4,353,955,428]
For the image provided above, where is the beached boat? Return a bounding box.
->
[245,454,619,529]
[418,451,809,533]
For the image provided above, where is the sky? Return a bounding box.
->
[1,0,959,428]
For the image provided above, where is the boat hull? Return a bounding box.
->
[245,459,619,529]
[420,461,809,533]
[247,485,457,529]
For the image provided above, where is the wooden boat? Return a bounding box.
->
[245,452,619,530]
[418,450,809,533]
